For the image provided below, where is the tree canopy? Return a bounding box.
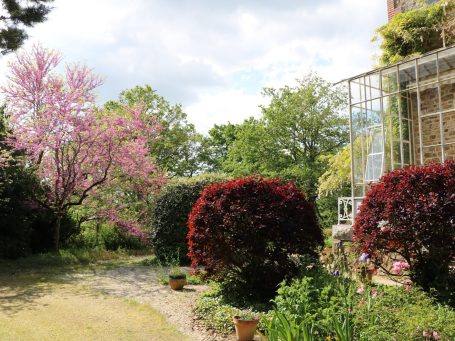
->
[105,85,203,177]
[223,74,349,200]
[0,0,54,55]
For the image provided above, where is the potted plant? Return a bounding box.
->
[233,311,260,341]
[168,268,187,290]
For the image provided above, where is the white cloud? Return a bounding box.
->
[0,0,387,133]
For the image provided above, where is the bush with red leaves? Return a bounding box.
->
[353,161,455,297]
[187,177,322,303]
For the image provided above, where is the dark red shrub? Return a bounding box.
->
[187,177,323,303]
[353,161,455,296]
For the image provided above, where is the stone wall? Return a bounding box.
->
[410,80,455,163]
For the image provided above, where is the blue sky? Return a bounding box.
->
[0,0,387,132]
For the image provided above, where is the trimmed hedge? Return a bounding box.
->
[353,161,455,301]
[188,177,323,302]
[150,173,229,264]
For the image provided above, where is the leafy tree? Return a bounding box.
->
[1,46,163,250]
[200,122,238,172]
[318,144,351,196]
[224,74,349,201]
[105,85,203,177]
[0,0,54,55]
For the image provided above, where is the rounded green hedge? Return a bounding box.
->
[150,173,229,264]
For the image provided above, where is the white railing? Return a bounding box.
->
[337,197,363,225]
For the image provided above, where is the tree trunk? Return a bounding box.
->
[54,214,62,252]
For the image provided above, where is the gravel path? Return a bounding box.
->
[62,265,235,341]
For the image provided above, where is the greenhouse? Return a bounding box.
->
[338,45,455,224]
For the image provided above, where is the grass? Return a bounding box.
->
[0,267,189,341]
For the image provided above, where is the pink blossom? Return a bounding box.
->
[0,45,165,248]
[392,260,410,275]
[371,288,378,298]
[433,331,441,340]
[423,330,431,338]
[356,285,365,294]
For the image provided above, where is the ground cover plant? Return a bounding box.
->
[188,176,323,303]
[353,161,455,303]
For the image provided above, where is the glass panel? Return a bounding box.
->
[444,144,455,161]
[399,61,417,90]
[419,83,439,115]
[438,47,455,81]
[350,78,363,104]
[365,99,381,126]
[367,73,381,100]
[440,78,455,111]
[365,154,383,182]
[422,145,442,163]
[399,93,411,119]
[443,111,455,144]
[403,142,411,165]
[402,119,411,142]
[421,115,441,147]
[393,141,402,168]
[382,67,398,95]
[418,54,438,86]
[354,184,364,198]
[351,104,365,187]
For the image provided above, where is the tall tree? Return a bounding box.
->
[1,46,163,250]
[0,0,54,55]
[224,74,349,200]
[106,85,203,177]
[200,122,238,172]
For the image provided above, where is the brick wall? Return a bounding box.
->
[410,81,455,163]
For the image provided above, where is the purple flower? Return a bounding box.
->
[359,253,369,262]
[332,270,340,277]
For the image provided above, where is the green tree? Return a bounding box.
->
[224,74,349,201]
[0,0,54,55]
[105,85,203,177]
[200,122,238,172]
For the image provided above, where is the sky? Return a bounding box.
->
[0,0,387,133]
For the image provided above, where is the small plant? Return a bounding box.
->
[234,310,258,321]
[264,310,315,341]
[169,267,186,280]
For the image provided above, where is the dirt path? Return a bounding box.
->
[62,264,232,341]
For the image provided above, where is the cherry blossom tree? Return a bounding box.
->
[1,45,164,250]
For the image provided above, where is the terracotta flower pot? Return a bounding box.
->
[233,315,259,341]
[169,277,186,290]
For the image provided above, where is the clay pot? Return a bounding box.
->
[169,277,186,290]
[233,315,259,341]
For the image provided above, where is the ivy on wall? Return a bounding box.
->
[373,0,455,65]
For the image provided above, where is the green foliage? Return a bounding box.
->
[105,85,203,177]
[150,173,229,264]
[0,0,53,55]
[194,286,259,336]
[264,310,315,341]
[318,145,351,196]
[200,122,238,172]
[223,74,348,201]
[374,1,454,65]
[353,286,455,340]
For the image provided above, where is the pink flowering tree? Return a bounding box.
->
[1,45,164,250]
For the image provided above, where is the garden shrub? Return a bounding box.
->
[151,173,229,264]
[188,176,323,303]
[353,161,455,301]
[353,285,455,340]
